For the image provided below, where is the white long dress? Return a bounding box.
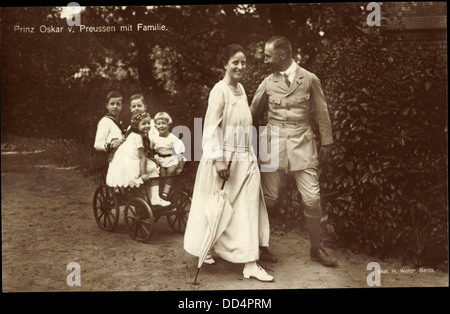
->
[183,80,270,263]
[106,132,144,188]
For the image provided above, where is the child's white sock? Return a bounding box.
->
[162,184,172,198]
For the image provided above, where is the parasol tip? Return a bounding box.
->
[193,267,200,284]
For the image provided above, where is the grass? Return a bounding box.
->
[1,135,94,174]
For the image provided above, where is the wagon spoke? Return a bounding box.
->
[138,225,147,238]
[98,192,105,205]
[125,212,135,220]
[141,219,152,227]
[182,198,190,209]
[103,191,110,204]
[102,212,108,228]
[128,206,137,218]
[106,212,112,228]
[128,219,137,230]
[134,223,140,238]
[139,224,150,236]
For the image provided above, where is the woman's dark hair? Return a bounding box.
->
[106,91,123,103]
[221,44,247,66]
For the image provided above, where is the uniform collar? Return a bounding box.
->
[279,60,296,77]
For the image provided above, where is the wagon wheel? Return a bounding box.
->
[93,185,120,231]
[167,191,191,233]
[124,198,154,242]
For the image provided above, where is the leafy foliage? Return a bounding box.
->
[310,33,446,267]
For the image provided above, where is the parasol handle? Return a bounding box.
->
[220,151,234,190]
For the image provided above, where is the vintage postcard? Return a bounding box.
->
[1,2,448,302]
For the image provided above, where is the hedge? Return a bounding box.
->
[276,33,447,268]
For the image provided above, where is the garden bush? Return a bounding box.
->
[276,33,447,268]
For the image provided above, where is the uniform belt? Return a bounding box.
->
[158,153,173,158]
[268,119,307,127]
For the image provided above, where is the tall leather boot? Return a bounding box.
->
[305,216,337,267]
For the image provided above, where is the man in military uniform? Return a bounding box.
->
[251,36,337,267]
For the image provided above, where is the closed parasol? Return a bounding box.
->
[193,152,234,283]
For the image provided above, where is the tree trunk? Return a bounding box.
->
[135,40,159,95]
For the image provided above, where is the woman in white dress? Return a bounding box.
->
[184,44,273,282]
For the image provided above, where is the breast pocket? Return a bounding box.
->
[287,93,310,111]
[269,98,281,108]
[297,93,310,104]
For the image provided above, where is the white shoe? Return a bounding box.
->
[150,185,171,207]
[243,263,273,282]
[151,197,171,207]
[204,252,215,265]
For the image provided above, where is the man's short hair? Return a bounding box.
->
[267,36,292,57]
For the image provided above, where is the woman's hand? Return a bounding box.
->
[141,174,150,181]
[215,161,230,181]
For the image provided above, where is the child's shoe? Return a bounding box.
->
[150,185,171,207]
[150,196,171,207]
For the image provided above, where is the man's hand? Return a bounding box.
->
[319,145,332,164]
[215,161,230,181]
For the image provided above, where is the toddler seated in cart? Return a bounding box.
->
[153,112,186,200]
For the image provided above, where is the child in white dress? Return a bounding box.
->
[153,112,185,199]
[106,111,170,207]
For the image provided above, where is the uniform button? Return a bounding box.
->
[287,135,291,139]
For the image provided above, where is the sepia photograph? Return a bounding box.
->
[1,1,448,300]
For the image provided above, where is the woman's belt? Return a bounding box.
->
[222,143,251,153]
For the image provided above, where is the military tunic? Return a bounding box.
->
[250,62,333,218]
[251,63,333,172]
